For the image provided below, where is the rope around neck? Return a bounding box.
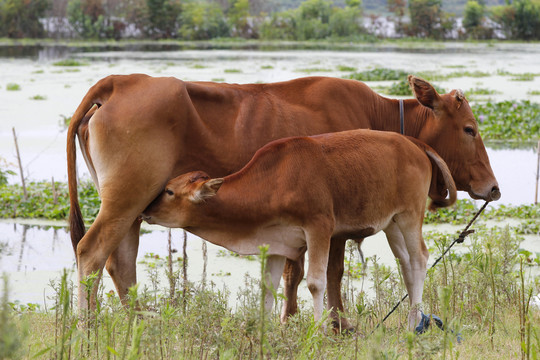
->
[370,200,491,334]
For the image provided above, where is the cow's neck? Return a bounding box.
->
[369,96,430,140]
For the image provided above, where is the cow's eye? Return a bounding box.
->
[165,189,174,196]
[464,126,476,137]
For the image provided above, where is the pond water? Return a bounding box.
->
[0,43,539,307]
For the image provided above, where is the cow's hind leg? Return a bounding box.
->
[105,218,142,303]
[384,218,428,331]
[76,187,162,314]
[280,252,305,323]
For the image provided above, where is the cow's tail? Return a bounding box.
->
[424,148,457,211]
[67,76,115,256]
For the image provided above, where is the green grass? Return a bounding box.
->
[224,68,242,73]
[1,222,538,359]
[261,65,274,69]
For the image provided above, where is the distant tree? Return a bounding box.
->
[178,0,229,40]
[145,0,181,38]
[491,0,540,39]
[295,0,332,39]
[67,0,116,38]
[463,0,493,38]
[0,0,50,38]
[228,0,252,37]
[259,8,297,40]
[387,0,406,35]
[329,0,364,37]
[407,0,454,39]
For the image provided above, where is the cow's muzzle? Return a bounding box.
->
[489,186,501,201]
[141,214,154,224]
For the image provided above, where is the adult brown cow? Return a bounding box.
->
[67,74,500,325]
[140,129,457,331]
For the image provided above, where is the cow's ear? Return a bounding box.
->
[191,178,224,203]
[408,75,441,110]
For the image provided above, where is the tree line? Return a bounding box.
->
[1,0,540,41]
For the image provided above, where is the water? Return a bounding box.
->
[1,43,539,306]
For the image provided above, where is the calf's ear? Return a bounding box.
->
[191,178,224,203]
[408,75,441,110]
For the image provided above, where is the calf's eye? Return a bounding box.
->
[165,189,174,196]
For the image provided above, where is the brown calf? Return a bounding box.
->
[142,129,457,330]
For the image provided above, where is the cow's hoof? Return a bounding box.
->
[331,321,356,335]
[415,311,444,334]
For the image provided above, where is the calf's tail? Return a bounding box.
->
[67,76,116,256]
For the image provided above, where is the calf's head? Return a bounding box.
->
[142,171,224,228]
[409,75,501,202]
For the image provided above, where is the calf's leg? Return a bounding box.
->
[305,224,332,323]
[384,219,428,331]
[265,255,287,312]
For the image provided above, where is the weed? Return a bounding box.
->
[224,69,242,73]
[261,65,274,69]
[0,275,28,359]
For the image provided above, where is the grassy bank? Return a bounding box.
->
[1,224,539,359]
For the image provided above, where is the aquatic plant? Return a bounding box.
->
[52,59,88,67]
[346,67,409,81]
[6,83,21,91]
[473,100,540,141]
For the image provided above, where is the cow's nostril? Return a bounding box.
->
[490,186,501,201]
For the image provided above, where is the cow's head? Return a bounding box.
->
[142,171,224,228]
[408,75,500,202]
